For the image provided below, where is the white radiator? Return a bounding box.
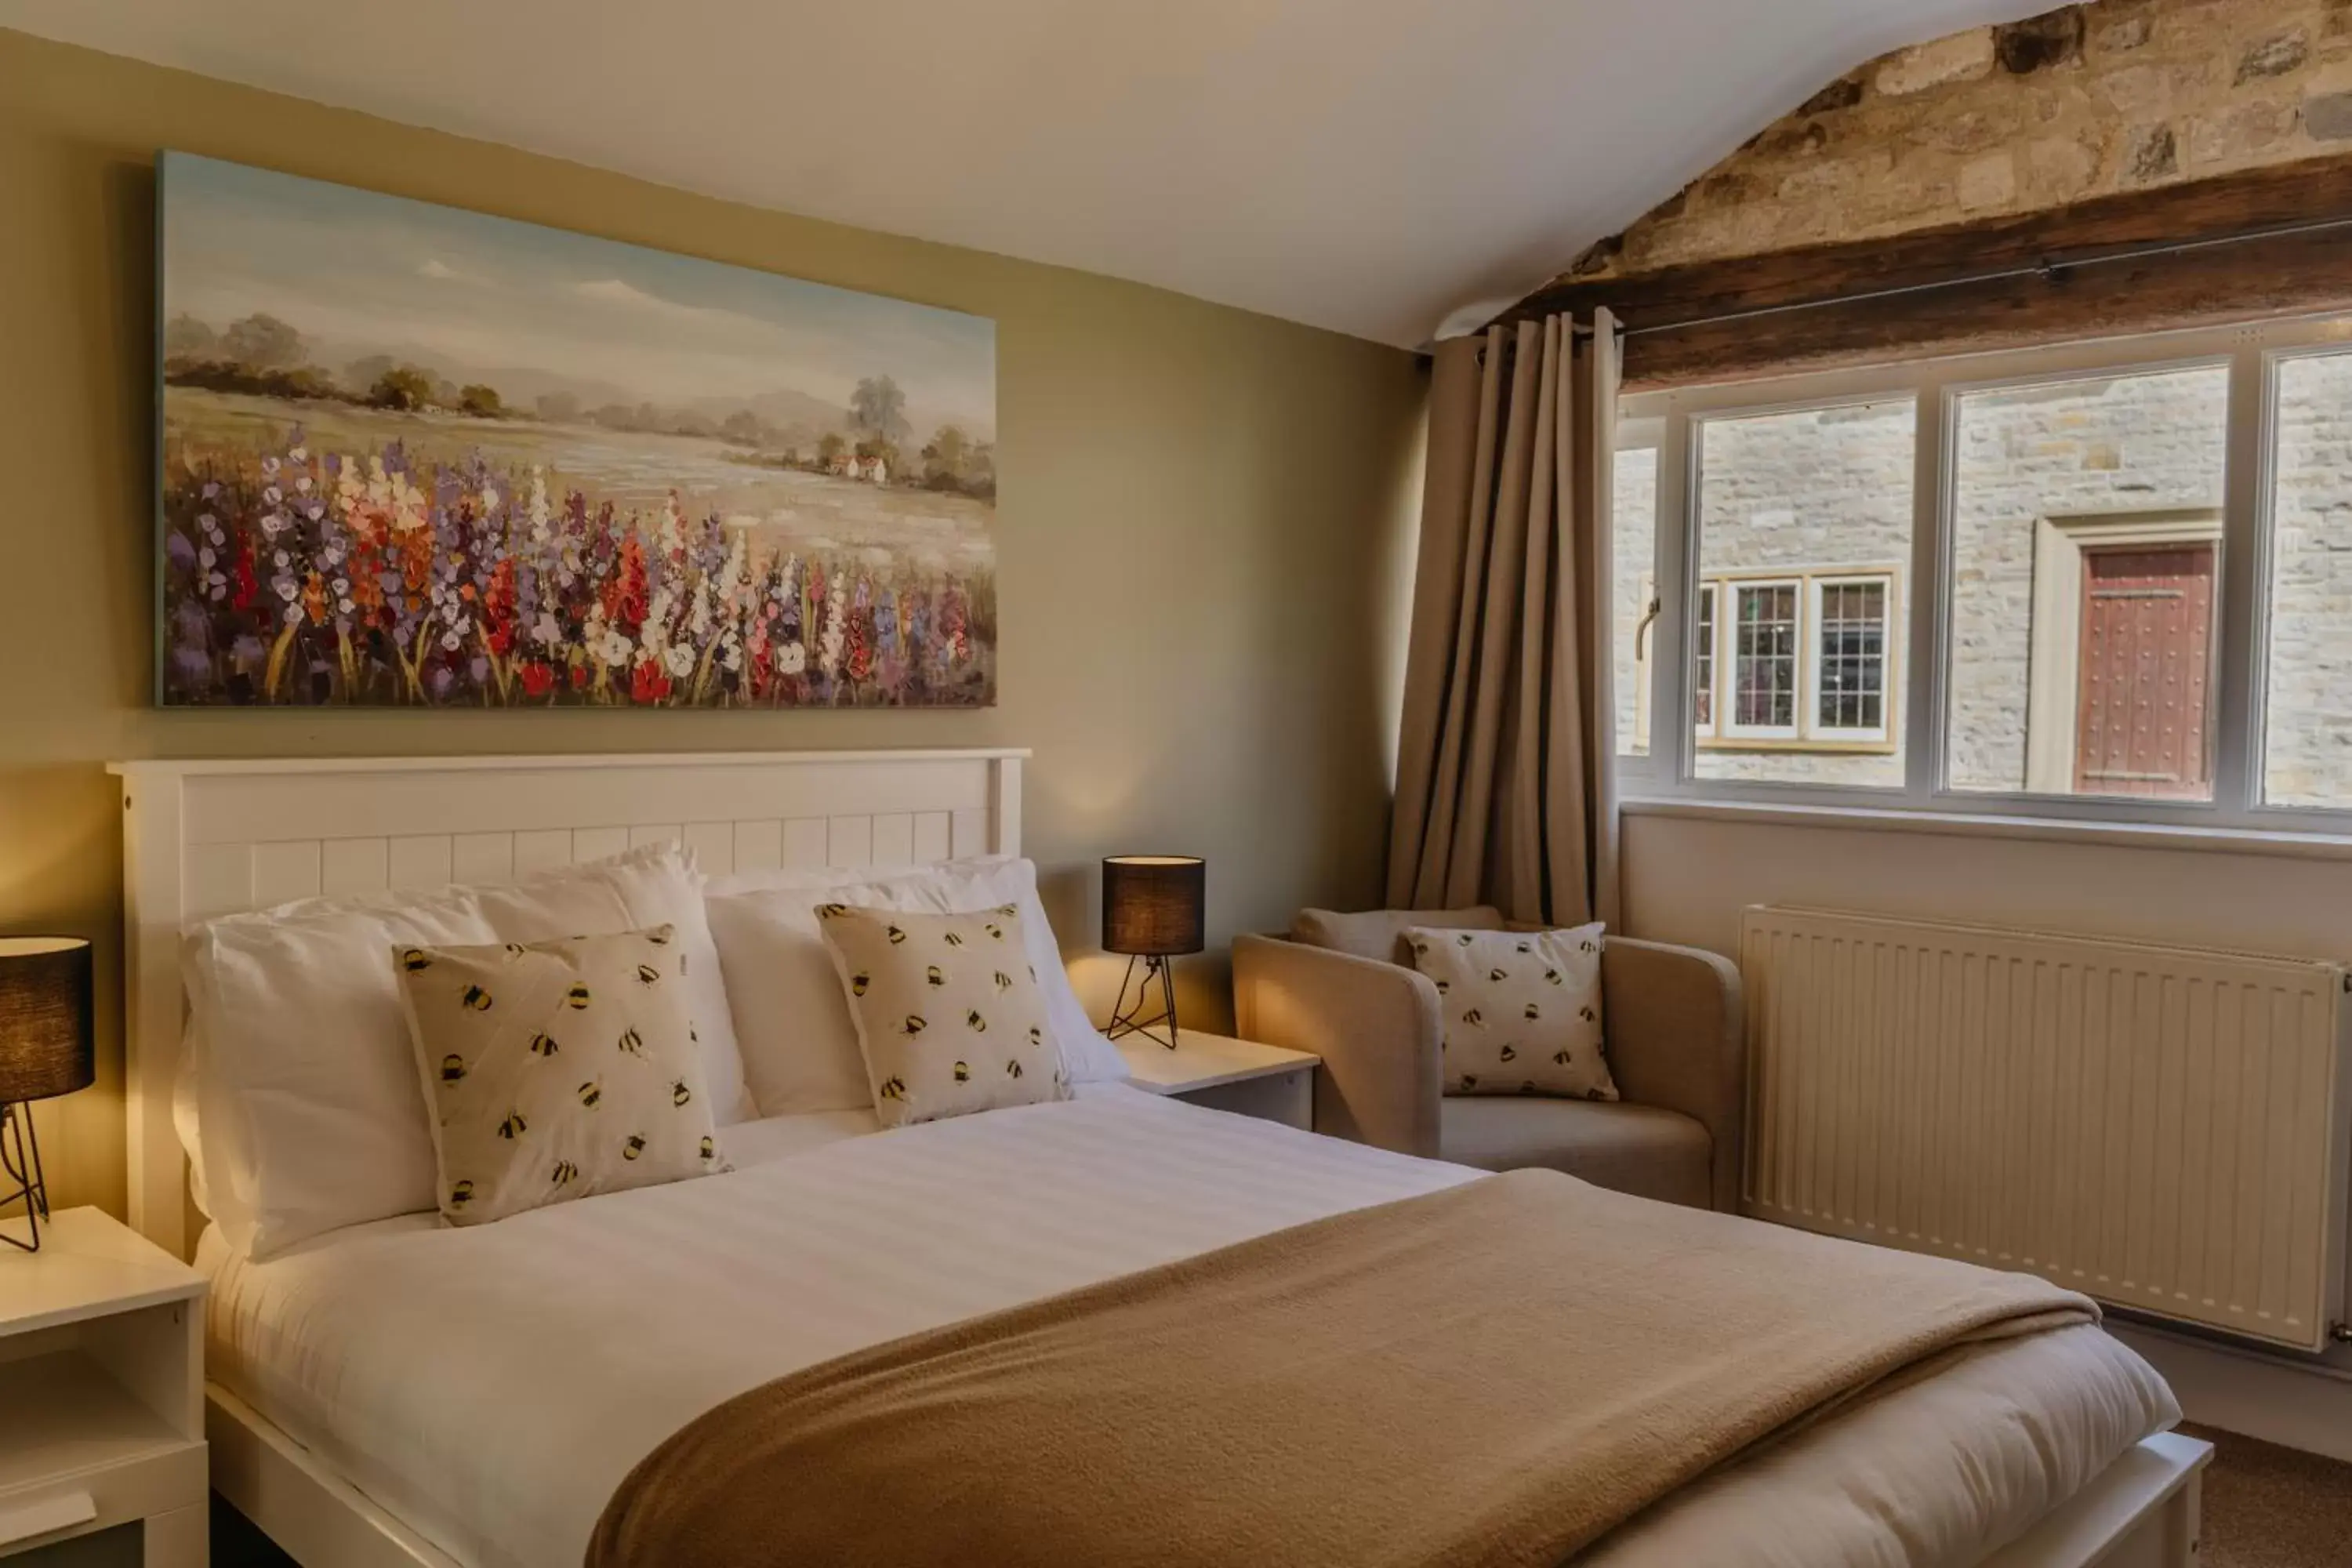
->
[1740,906,2352,1352]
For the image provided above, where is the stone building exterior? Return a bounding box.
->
[2265,351,2352,805]
[1613,354,2352,802]
[1945,366,2227,795]
[1593,0,2352,808]
[1563,0,2352,285]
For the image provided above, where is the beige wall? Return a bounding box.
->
[1621,809,2352,971]
[0,28,1428,1218]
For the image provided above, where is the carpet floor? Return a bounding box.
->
[210,1425,2352,1565]
[2183,1424,2352,1568]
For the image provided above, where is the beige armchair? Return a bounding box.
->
[1232,909,1744,1211]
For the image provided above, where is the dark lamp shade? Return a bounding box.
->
[1102,857,1206,957]
[0,937,96,1103]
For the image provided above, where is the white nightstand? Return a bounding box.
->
[1116,1030,1319,1130]
[0,1209,206,1565]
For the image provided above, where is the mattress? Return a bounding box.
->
[200,1085,2179,1568]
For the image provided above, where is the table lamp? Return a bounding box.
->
[1102,856,1205,1050]
[1,937,95,1254]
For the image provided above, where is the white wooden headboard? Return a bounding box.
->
[107,748,1028,1258]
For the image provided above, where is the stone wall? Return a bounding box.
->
[1616,352,2352,804]
[2267,351,2352,804]
[1690,402,1916,786]
[1563,0,2352,284]
[1946,367,2228,792]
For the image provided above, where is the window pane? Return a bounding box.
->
[1693,401,1913,785]
[1817,580,1888,735]
[1613,446,1660,757]
[1945,367,2228,800]
[2267,351,2352,808]
[1733,583,1798,730]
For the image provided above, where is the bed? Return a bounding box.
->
[109,750,2212,1568]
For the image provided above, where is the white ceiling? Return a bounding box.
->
[1,0,2040,347]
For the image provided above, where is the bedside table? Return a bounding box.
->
[0,1208,206,1565]
[1116,1030,1319,1130]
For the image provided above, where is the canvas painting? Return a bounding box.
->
[158,154,997,708]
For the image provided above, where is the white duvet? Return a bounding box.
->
[201,1086,2178,1568]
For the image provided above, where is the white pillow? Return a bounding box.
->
[704,886,880,1115]
[183,844,753,1258]
[185,880,493,1258]
[706,855,1127,1118]
[174,1012,218,1228]
[474,845,755,1130]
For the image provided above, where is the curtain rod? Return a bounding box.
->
[1522,209,2352,341]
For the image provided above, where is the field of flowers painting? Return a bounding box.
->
[158,154,997,708]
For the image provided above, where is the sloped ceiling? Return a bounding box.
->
[0,0,2042,346]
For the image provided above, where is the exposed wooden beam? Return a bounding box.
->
[1499,154,2352,390]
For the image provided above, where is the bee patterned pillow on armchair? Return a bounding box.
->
[394,924,730,1226]
[1404,923,1618,1102]
[815,905,1069,1129]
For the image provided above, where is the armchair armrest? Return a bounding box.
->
[1232,935,1443,1158]
[1600,937,1745,1212]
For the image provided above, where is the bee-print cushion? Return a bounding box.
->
[1404,923,1618,1102]
[394,924,731,1225]
[815,905,1069,1129]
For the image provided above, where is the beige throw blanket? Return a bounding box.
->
[589,1170,2095,1568]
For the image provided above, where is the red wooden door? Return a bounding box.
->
[2074,543,2215,798]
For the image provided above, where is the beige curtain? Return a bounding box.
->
[1387,311,1621,928]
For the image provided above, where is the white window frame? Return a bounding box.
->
[1646,569,1902,751]
[1617,310,2352,839]
[1628,572,1676,753]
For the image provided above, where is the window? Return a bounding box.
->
[1686,399,1913,786]
[1632,572,1718,756]
[1813,576,1890,740]
[1946,367,2228,800]
[1619,314,2352,835]
[1727,580,1798,736]
[1662,570,1898,749]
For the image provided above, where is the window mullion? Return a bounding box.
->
[1906,379,1948,806]
[1802,576,1822,742]
[1653,410,1695,787]
[2212,343,2269,823]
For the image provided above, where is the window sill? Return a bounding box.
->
[1617,795,2352,862]
[1693,736,1899,756]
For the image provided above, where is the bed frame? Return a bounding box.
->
[107,750,2207,1568]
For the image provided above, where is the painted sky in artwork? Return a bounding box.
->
[162,154,996,436]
